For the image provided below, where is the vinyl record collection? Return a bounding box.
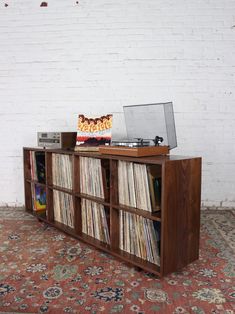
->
[118,161,161,212]
[53,190,74,228]
[119,210,160,265]
[30,151,46,184]
[81,199,110,244]
[52,153,73,190]
[80,157,106,199]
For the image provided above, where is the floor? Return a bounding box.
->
[0,207,234,313]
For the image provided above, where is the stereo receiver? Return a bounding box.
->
[37,132,77,149]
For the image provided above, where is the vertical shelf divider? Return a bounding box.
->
[46,151,52,186]
[25,182,33,212]
[73,155,82,235]
[110,159,119,250]
[46,151,54,222]
[74,196,82,235]
[73,154,80,194]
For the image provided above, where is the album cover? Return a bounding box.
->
[75,114,113,150]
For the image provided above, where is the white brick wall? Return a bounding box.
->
[0,0,235,208]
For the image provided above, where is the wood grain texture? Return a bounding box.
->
[161,158,201,276]
[73,155,80,194]
[110,160,118,205]
[112,204,161,222]
[23,147,202,277]
[45,152,53,222]
[109,160,119,249]
[23,148,31,180]
[110,207,119,250]
[24,181,33,212]
[46,187,54,222]
[99,145,169,157]
[23,149,32,212]
[74,196,82,235]
[101,159,110,202]
[46,152,52,186]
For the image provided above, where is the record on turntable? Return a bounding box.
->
[111,138,150,148]
[99,137,169,157]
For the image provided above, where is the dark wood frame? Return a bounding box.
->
[23,147,201,277]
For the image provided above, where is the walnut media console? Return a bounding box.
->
[23,147,202,277]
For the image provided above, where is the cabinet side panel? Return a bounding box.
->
[23,149,31,211]
[162,158,201,276]
[23,149,31,180]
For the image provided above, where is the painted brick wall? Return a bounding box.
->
[0,0,235,207]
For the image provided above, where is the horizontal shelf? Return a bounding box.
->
[45,150,75,156]
[25,179,46,187]
[35,217,111,251]
[37,219,114,258]
[26,209,47,220]
[113,204,161,221]
[112,248,160,276]
[33,214,160,276]
[24,147,47,152]
[53,220,76,235]
[23,147,74,155]
[48,184,73,194]
[34,217,75,236]
[27,182,110,205]
[80,232,111,251]
[76,193,110,206]
[79,236,160,276]
[24,147,198,164]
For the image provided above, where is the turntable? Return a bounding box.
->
[99,102,177,157]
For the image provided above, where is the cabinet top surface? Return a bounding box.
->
[23,147,201,163]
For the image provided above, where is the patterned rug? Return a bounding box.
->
[0,208,234,314]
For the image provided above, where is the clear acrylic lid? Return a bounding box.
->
[121,102,177,149]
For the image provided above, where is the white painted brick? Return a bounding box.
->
[0,0,235,208]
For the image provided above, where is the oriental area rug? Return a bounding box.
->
[0,208,234,314]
